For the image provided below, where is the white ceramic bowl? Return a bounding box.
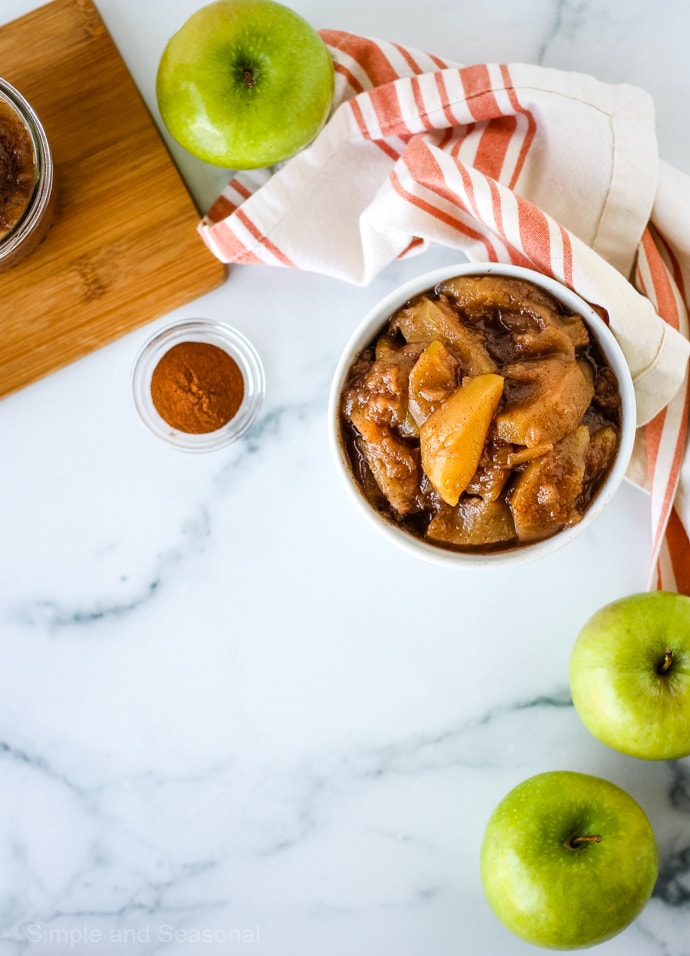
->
[328,262,636,568]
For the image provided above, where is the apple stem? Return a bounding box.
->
[242,69,257,89]
[566,834,602,850]
[659,647,674,675]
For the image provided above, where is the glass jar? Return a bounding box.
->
[0,77,55,270]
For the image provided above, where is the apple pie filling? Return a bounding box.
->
[0,96,36,238]
[339,275,623,552]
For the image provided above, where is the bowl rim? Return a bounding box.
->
[327,261,637,568]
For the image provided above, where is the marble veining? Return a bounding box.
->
[1,0,690,954]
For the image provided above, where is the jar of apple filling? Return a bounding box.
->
[0,78,55,270]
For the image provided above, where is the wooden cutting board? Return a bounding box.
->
[0,0,227,399]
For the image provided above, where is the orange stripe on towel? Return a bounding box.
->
[235,209,297,268]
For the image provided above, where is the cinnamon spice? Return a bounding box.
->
[150,340,244,434]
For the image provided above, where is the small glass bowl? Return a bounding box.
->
[132,319,265,451]
[0,78,55,270]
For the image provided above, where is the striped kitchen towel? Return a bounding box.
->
[199,31,690,593]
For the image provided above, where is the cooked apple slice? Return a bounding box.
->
[439,274,547,314]
[392,296,496,375]
[372,335,425,437]
[464,460,511,501]
[465,440,553,501]
[407,339,459,427]
[494,357,594,447]
[510,425,591,541]
[420,373,505,506]
[347,403,422,515]
[438,274,589,352]
[585,425,618,481]
[578,425,619,510]
[502,442,554,467]
[427,496,516,547]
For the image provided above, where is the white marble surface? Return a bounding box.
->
[1,0,689,954]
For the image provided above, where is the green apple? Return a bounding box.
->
[480,771,658,949]
[156,0,334,169]
[569,591,690,760]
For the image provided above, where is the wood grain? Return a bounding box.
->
[0,0,227,398]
